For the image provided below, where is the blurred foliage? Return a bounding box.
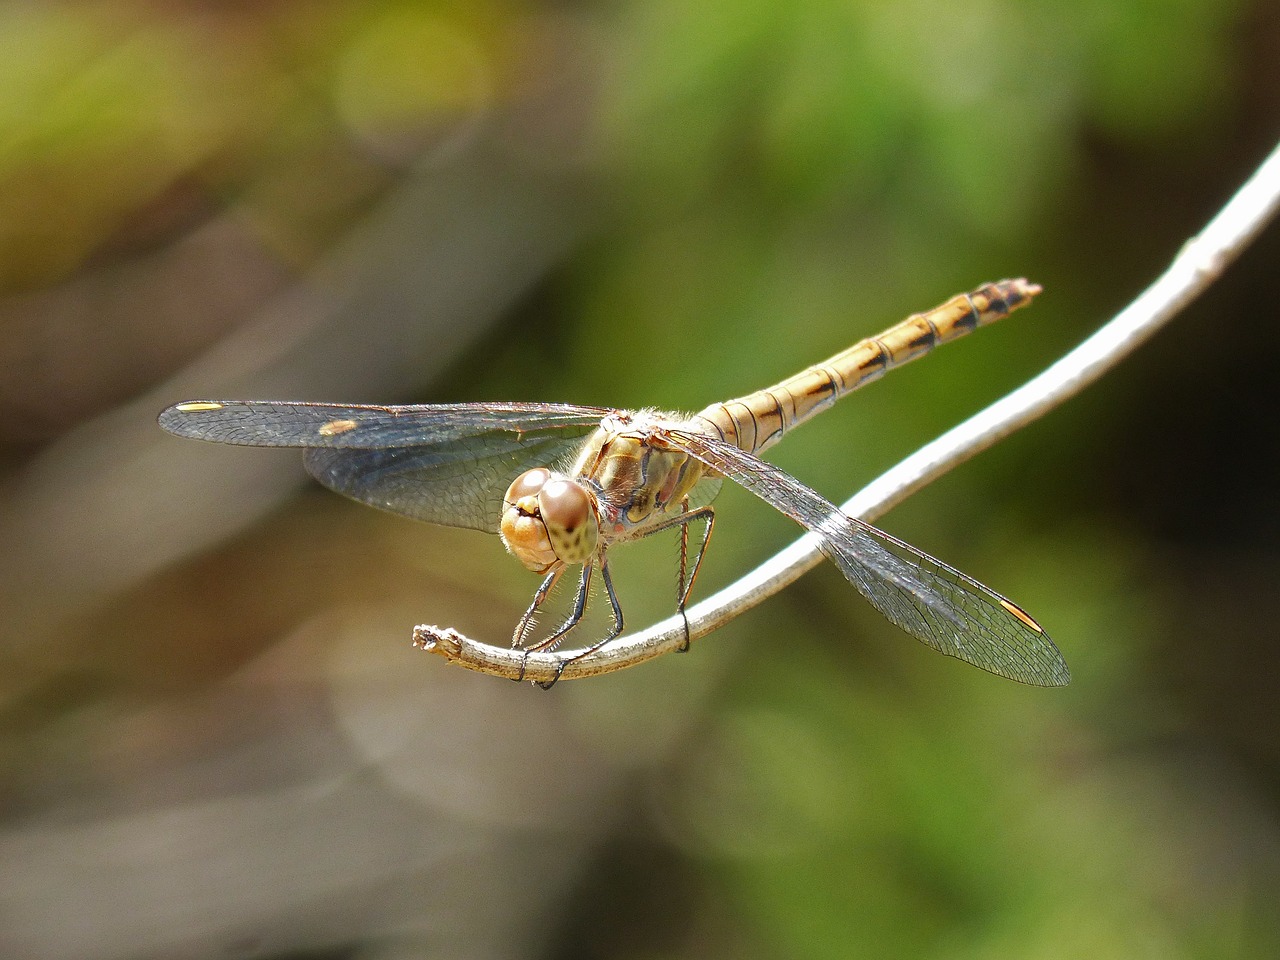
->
[1,0,1279,958]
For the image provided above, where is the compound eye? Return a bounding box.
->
[505,467,552,505]
[539,480,590,529]
[538,479,598,564]
[500,468,561,572]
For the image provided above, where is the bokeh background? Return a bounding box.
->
[2,1,1279,957]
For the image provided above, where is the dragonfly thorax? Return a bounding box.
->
[500,467,601,572]
[570,417,708,535]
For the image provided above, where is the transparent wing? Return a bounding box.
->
[665,429,1070,686]
[302,433,601,531]
[684,475,724,512]
[158,400,610,449]
[158,400,609,531]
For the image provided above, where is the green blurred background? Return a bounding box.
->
[2,1,1279,957]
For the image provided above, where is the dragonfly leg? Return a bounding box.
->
[675,507,715,652]
[513,567,565,649]
[677,523,691,652]
[541,560,625,690]
[631,506,717,653]
[513,567,567,683]
[525,563,594,655]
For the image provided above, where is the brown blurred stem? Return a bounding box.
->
[415,138,1280,685]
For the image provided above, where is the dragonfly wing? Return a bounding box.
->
[666,429,1070,686]
[684,476,724,512]
[304,432,593,531]
[159,400,609,531]
[158,400,610,448]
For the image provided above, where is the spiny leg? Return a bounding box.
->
[678,516,689,645]
[513,567,567,649]
[513,567,564,648]
[513,567,565,682]
[655,506,715,652]
[676,507,715,651]
[526,563,594,655]
[677,508,716,609]
[541,560,624,690]
[515,565,590,682]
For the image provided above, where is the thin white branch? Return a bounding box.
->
[416,139,1280,684]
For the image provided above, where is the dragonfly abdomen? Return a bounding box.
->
[692,279,1041,455]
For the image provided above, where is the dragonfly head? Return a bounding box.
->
[500,468,600,572]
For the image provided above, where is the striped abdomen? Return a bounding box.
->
[691,279,1041,455]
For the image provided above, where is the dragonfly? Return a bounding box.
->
[159,279,1069,687]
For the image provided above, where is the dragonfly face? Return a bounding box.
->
[500,467,600,572]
